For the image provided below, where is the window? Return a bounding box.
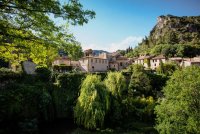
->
[91,59,93,63]
[99,59,101,63]
[155,64,156,66]
[102,60,104,63]
[95,59,97,63]
[105,60,107,64]
[120,62,122,66]
[155,59,157,62]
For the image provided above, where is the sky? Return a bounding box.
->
[67,0,200,52]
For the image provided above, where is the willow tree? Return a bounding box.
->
[0,0,95,66]
[155,66,200,134]
[74,75,110,130]
[104,72,126,124]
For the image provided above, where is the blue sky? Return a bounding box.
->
[68,0,200,52]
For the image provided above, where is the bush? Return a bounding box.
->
[35,65,51,82]
[0,67,21,81]
[0,82,52,133]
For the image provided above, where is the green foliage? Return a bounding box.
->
[104,72,126,98]
[104,72,127,125]
[156,62,179,76]
[0,81,53,133]
[53,73,85,118]
[126,64,145,73]
[155,66,200,134]
[122,96,156,122]
[74,75,110,130]
[0,0,95,66]
[0,67,21,81]
[129,70,151,97]
[147,72,169,93]
[35,65,51,82]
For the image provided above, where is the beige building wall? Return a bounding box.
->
[53,59,71,66]
[109,62,119,71]
[150,59,166,70]
[79,57,108,72]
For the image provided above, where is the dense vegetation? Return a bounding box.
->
[1,64,200,133]
[126,15,200,57]
[155,66,200,133]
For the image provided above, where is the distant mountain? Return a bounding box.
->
[92,50,110,56]
[127,15,200,57]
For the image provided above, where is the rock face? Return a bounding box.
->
[127,15,200,57]
[147,15,200,45]
[22,61,37,74]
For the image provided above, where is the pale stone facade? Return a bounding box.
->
[52,56,71,66]
[181,57,200,67]
[79,57,109,72]
[150,55,166,70]
[135,55,153,68]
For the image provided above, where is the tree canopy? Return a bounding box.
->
[155,66,200,133]
[0,0,95,66]
[74,75,110,130]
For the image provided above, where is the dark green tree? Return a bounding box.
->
[128,70,151,97]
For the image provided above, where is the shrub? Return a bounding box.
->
[0,67,21,81]
[35,65,51,82]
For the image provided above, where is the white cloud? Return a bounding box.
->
[81,36,143,52]
[107,36,143,52]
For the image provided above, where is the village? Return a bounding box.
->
[52,49,200,72]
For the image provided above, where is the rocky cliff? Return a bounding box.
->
[148,15,200,45]
[127,15,200,57]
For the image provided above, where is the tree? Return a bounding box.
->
[128,70,151,97]
[104,72,126,125]
[74,75,110,130]
[155,66,200,134]
[126,64,144,73]
[0,0,95,66]
[156,62,179,76]
[104,72,126,99]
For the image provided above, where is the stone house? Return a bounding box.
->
[79,50,109,72]
[52,56,71,66]
[169,57,183,66]
[150,55,166,70]
[107,52,130,71]
[181,57,200,67]
[135,55,153,68]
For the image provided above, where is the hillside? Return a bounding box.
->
[127,15,200,57]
